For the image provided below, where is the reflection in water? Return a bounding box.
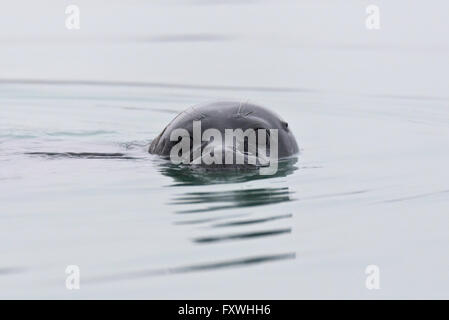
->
[158,157,298,186]
[171,186,294,247]
[153,158,298,274]
[212,213,292,228]
[172,187,294,213]
[173,213,247,225]
[193,228,291,244]
[86,253,296,284]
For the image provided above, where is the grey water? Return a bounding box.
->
[1,0,449,299]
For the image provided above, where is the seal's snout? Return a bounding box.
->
[193,142,261,168]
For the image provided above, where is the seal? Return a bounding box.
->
[149,101,299,170]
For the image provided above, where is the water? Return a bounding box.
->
[1,0,449,299]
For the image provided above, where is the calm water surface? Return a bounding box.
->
[1,1,449,298]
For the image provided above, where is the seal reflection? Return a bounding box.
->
[159,158,298,273]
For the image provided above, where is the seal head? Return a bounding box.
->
[149,101,299,167]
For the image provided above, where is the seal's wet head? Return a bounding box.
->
[149,101,299,174]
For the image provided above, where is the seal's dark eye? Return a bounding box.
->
[282,121,289,130]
